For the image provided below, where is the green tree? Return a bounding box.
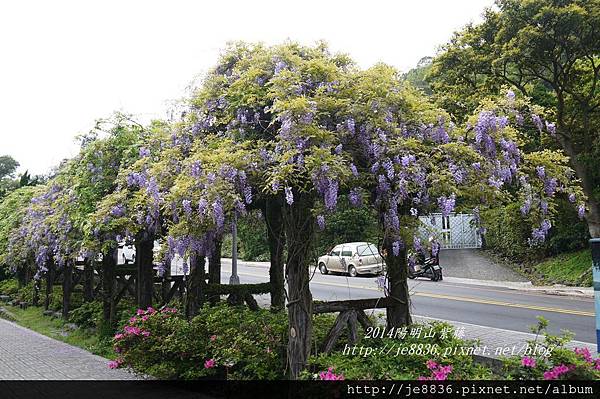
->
[428,0,600,237]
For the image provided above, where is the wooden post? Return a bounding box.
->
[83,257,94,302]
[136,233,154,309]
[62,261,73,319]
[284,192,314,379]
[44,259,55,310]
[265,197,285,310]
[102,247,117,325]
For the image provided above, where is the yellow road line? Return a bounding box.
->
[231,270,595,318]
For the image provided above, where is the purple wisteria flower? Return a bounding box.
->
[545,121,556,136]
[212,200,224,229]
[139,147,151,158]
[392,240,402,256]
[531,114,543,131]
[506,90,515,102]
[438,194,456,217]
[578,204,586,220]
[535,166,545,179]
[568,193,576,203]
[316,215,325,231]
[182,199,192,217]
[284,186,294,205]
[520,198,532,215]
[349,163,358,177]
[348,188,362,206]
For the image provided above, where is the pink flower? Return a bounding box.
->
[141,330,150,337]
[129,316,137,324]
[147,307,156,314]
[210,335,217,342]
[108,360,122,369]
[136,309,145,316]
[319,367,344,380]
[521,356,536,368]
[204,358,216,369]
[432,370,448,381]
[543,370,556,380]
[124,326,142,336]
[141,315,149,322]
[543,364,572,380]
[574,347,593,363]
[113,333,124,340]
[438,365,453,374]
[594,360,600,371]
[417,376,429,381]
[426,360,438,370]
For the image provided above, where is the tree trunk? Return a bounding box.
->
[136,233,154,309]
[185,254,205,319]
[62,262,73,319]
[265,197,286,310]
[557,123,600,238]
[383,238,411,327]
[208,238,222,304]
[44,259,55,310]
[208,239,222,284]
[284,193,314,379]
[102,247,117,325]
[83,257,94,302]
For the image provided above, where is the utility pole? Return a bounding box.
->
[591,238,600,354]
[229,211,240,285]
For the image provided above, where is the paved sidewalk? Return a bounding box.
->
[0,318,139,380]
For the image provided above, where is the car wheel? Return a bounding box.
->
[348,265,357,277]
[319,263,328,275]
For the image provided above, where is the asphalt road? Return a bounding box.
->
[219,260,597,343]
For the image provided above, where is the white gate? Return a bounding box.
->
[418,213,482,249]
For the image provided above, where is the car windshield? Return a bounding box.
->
[357,244,379,256]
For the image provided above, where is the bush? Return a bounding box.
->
[501,317,600,380]
[0,278,19,296]
[69,301,103,329]
[111,303,337,380]
[306,321,492,380]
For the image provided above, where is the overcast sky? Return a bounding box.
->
[0,0,494,176]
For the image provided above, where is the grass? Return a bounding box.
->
[0,304,115,359]
[529,249,592,287]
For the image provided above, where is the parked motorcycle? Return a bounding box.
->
[407,251,443,281]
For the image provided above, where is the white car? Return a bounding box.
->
[318,242,385,277]
[118,243,136,264]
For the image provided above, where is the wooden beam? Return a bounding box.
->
[321,310,353,354]
[313,297,392,314]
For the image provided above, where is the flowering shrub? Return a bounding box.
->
[318,367,344,380]
[307,321,491,380]
[111,303,338,380]
[501,318,600,380]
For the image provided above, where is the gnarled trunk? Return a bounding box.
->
[383,238,411,327]
[208,238,222,304]
[44,258,55,311]
[265,197,286,310]
[136,233,155,309]
[284,193,314,379]
[186,253,205,319]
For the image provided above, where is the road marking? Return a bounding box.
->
[226,269,595,317]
